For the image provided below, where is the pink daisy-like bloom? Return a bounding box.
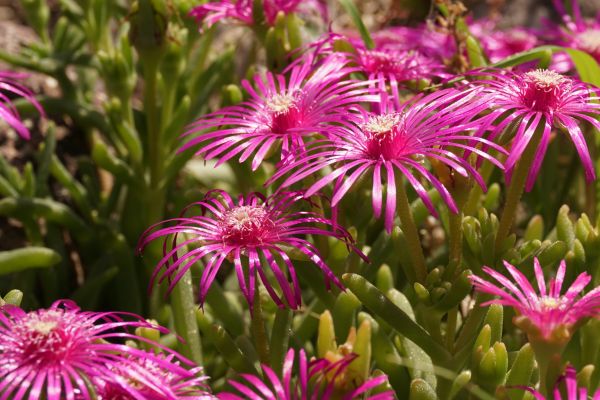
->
[370,26,455,60]
[180,56,376,171]
[0,71,44,140]
[469,19,538,63]
[189,0,327,30]
[546,0,600,63]
[269,88,505,232]
[138,190,363,309]
[476,68,600,190]
[0,300,201,400]
[520,365,600,400]
[218,349,393,400]
[470,258,600,340]
[298,31,450,94]
[94,354,213,400]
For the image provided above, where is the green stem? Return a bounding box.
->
[143,59,161,189]
[494,124,544,254]
[171,268,203,364]
[446,307,458,352]
[464,161,495,216]
[396,181,427,283]
[251,291,270,365]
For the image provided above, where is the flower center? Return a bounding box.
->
[221,205,274,246]
[521,69,570,111]
[362,113,411,160]
[266,92,301,135]
[577,29,600,58]
[13,310,87,365]
[537,296,567,311]
[266,93,296,115]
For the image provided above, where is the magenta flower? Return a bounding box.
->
[94,353,213,399]
[353,48,449,85]
[0,300,199,400]
[189,0,327,30]
[299,31,450,92]
[477,69,600,190]
[546,0,600,63]
[269,88,505,232]
[138,190,363,309]
[469,20,538,63]
[180,56,375,171]
[0,71,43,140]
[470,258,600,340]
[520,365,600,400]
[218,349,393,400]
[371,26,455,60]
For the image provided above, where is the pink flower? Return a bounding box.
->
[0,71,43,140]
[469,19,538,63]
[371,26,455,60]
[218,349,393,400]
[299,30,450,92]
[351,47,449,89]
[0,300,200,399]
[547,0,600,63]
[180,56,375,171]
[477,69,600,190]
[269,88,504,232]
[138,190,363,309]
[470,258,600,340]
[189,0,327,30]
[94,354,213,399]
[520,365,600,399]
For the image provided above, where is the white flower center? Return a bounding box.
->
[524,69,567,89]
[537,296,567,311]
[24,311,61,335]
[578,29,600,53]
[266,93,296,115]
[362,114,402,136]
[225,206,267,229]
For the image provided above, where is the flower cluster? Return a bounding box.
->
[0,300,211,399]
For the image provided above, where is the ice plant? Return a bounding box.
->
[180,56,375,171]
[270,88,504,233]
[479,69,600,189]
[0,300,197,399]
[469,20,538,63]
[218,349,393,400]
[138,190,363,309]
[189,0,327,30]
[470,258,600,394]
[546,0,600,63]
[94,353,213,399]
[470,258,600,340]
[0,71,43,140]
[520,365,600,399]
[370,26,455,60]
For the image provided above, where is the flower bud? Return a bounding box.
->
[318,310,337,358]
[524,215,544,241]
[409,379,437,400]
[2,289,23,306]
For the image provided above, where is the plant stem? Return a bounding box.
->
[171,268,203,364]
[464,160,495,216]
[143,59,161,190]
[251,290,271,365]
[494,124,544,255]
[446,307,458,351]
[396,181,427,283]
